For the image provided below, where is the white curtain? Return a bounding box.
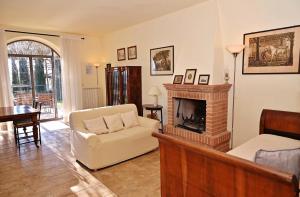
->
[0,29,13,107]
[0,29,13,130]
[61,35,83,122]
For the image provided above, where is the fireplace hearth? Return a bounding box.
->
[164,83,232,152]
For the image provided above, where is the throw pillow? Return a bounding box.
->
[103,113,124,132]
[121,111,139,129]
[255,148,300,180]
[83,117,109,135]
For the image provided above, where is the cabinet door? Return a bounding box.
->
[121,68,128,104]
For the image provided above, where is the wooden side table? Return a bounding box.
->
[142,104,163,132]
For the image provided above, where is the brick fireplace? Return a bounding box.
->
[164,83,232,152]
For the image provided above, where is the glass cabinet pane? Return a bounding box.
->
[112,69,120,105]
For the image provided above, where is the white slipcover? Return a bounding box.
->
[69,104,159,170]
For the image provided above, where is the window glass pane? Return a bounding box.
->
[7,40,52,56]
[8,57,33,105]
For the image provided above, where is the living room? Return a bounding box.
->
[0,0,300,196]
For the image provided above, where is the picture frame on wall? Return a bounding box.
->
[243,25,300,74]
[173,75,183,84]
[183,69,197,84]
[198,74,210,85]
[127,46,137,60]
[150,45,174,76]
[117,48,126,61]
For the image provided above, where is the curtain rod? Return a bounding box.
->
[4,30,85,40]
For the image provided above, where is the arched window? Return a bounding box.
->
[7,40,62,120]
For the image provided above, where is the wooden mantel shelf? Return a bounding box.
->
[163,83,232,93]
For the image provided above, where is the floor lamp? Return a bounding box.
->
[226,44,245,149]
[94,63,100,107]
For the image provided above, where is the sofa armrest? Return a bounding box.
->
[138,116,160,130]
[71,130,101,148]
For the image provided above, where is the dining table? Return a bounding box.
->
[0,105,40,147]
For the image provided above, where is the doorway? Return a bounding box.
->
[7,40,63,120]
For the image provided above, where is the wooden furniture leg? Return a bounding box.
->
[31,114,39,148]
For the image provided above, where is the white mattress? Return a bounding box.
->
[227,134,300,161]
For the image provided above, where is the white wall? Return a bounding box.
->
[218,0,300,147]
[100,0,224,121]
[101,0,300,147]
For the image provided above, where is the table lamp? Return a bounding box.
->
[148,86,161,107]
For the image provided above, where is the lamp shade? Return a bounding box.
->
[226,45,245,54]
[94,63,100,67]
[148,86,161,96]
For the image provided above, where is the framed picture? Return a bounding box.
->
[173,75,183,84]
[150,45,174,76]
[128,46,137,60]
[184,69,197,84]
[198,74,210,85]
[85,64,93,75]
[243,25,300,74]
[117,48,126,61]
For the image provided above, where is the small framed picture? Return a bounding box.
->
[198,74,210,85]
[173,75,183,84]
[184,69,197,84]
[128,46,137,60]
[117,48,126,61]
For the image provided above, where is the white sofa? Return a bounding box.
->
[69,104,159,170]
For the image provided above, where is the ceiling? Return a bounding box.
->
[0,0,206,36]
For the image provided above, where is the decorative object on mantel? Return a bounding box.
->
[226,44,245,149]
[127,45,137,60]
[183,69,197,84]
[117,48,126,61]
[198,74,210,85]
[173,75,183,84]
[150,45,174,76]
[224,72,230,83]
[163,83,232,151]
[148,86,161,107]
[243,25,300,74]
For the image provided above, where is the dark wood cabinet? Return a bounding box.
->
[105,66,142,115]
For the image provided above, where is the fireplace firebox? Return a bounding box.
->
[174,98,206,133]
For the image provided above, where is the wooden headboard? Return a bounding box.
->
[260,109,300,140]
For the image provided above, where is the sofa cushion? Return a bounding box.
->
[69,104,138,132]
[121,111,139,129]
[103,113,124,133]
[83,117,109,135]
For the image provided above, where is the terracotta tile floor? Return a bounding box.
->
[0,121,160,197]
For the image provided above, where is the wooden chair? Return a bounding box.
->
[13,102,42,148]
